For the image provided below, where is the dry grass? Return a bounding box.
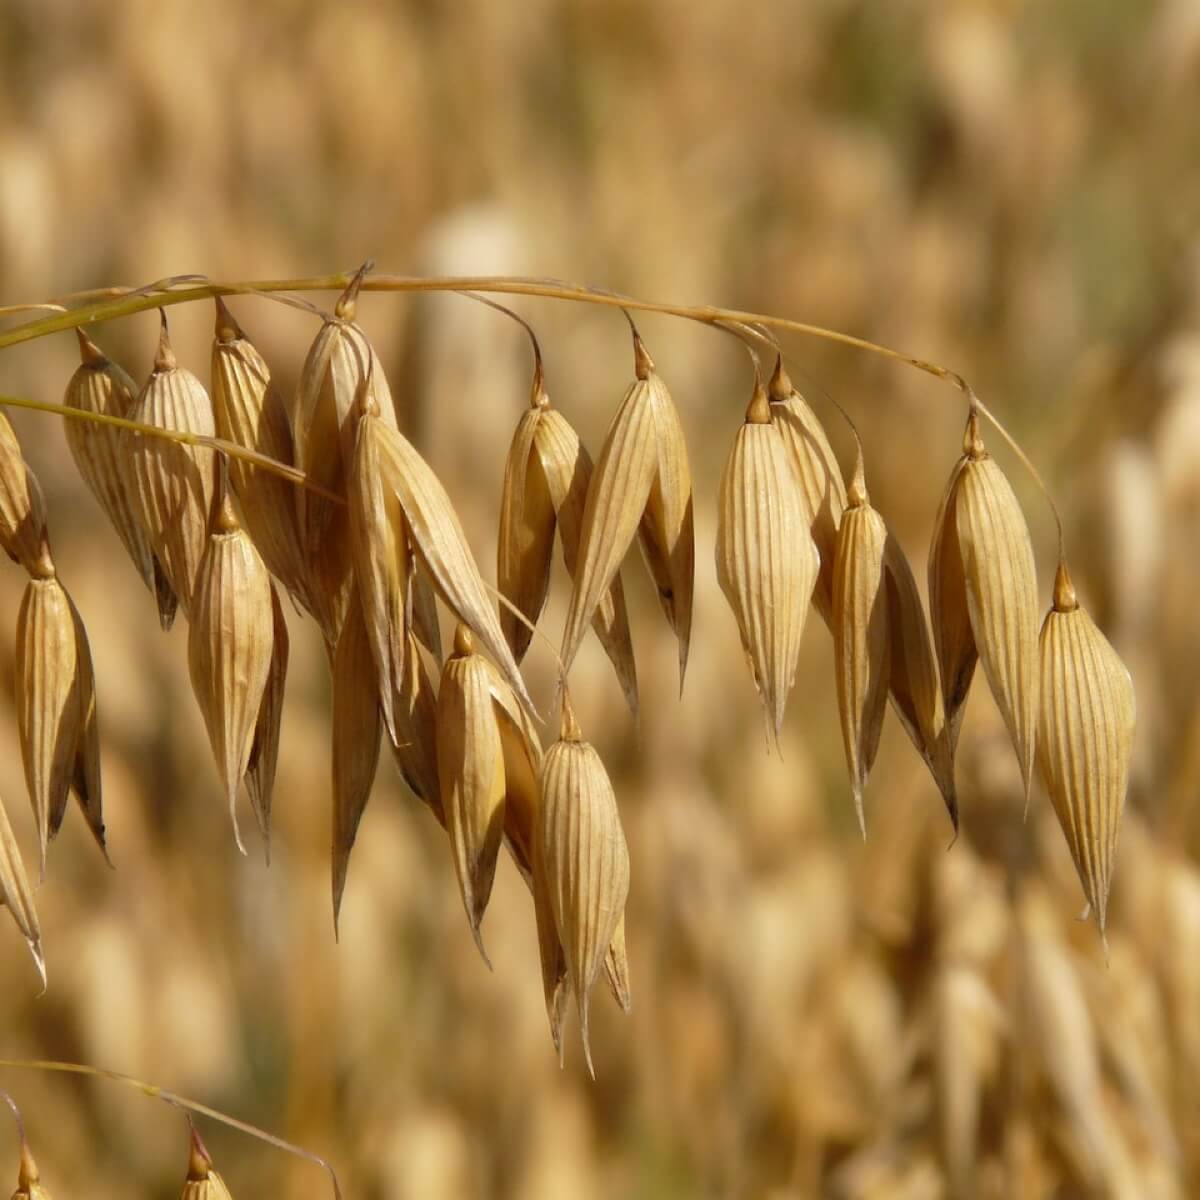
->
[0,4,1196,1198]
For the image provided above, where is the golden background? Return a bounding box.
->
[0,0,1198,1196]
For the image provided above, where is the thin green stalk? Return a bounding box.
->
[0,1059,343,1199]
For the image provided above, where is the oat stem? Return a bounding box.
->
[0,392,343,504]
[0,1058,343,1199]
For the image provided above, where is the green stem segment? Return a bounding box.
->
[0,1059,343,1200]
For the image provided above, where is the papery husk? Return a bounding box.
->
[532,822,570,1058]
[126,316,216,620]
[715,377,816,740]
[531,399,638,714]
[180,1130,234,1200]
[16,574,83,874]
[65,331,174,625]
[371,418,536,716]
[832,458,891,837]
[883,536,958,830]
[0,792,45,987]
[0,411,51,580]
[437,626,507,963]
[498,391,556,664]
[954,411,1040,803]
[768,356,846,624]
[1037,560,1135,939]
[539,693,630,1075]
[244,583,288,855]
[65,591,108,858]
[349,406,414,743]
[559,337,662,683]
[210,300,309,607]
[635,335,694,690]
[388,630,441,824]
[929,445,978,753]
[187,493,274,854]
[330,588,383,933]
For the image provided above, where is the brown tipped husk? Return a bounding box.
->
[65,335,167,614]
[883,536,958,830]
[539,702,630,1074]
[187,496,274,853]
[126,324,216,619]
[16,574,83,873]
[437,629,507,962]
[715,383,817,739]
[955,428,1040,801]
[210,305,309,606]
[331,589,383,932]
[245,584,288,852]
[1038,561,1135,936]
[65,591,108,859]
[0,791,44,986]
[532,405,638,714]
[559,370,658,680]
[637,357,694,690]
[768,357,847,623]
[832,473,891,837]
[372,420,536,715]
[498,404,556,663]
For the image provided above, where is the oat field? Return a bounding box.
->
[0,3,1198,1197]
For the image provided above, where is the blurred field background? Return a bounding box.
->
[1,0,1199,1196]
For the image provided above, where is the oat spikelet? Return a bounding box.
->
[187,490,274,854]
[210,300,309,607]
[65,330,175,625]
[1037,560,1135,940]
[768,356,846,623]
[372,418,536,715]
[715,374,817,740]
[954,410,1040,802]
[437,625,507,963]
[539,692,630,1075]
[244,584,288,855]
[561,329,692,691]
[180,1128,234,1200]
[0,412,50,580]
[832,453,891,837]
[16,572,86,874]
[530,393,638,713]
[127,314,216,620]
[331,588,383,934]
[883,537,958,830]
[498,372,557,664]
[0,793,44,986]
[636,335,695,689]
[388,630,441,824]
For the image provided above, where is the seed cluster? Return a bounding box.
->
[0,272,1135,1072]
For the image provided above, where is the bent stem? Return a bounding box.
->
[0,392,344,505]
[0,1058,343,1199]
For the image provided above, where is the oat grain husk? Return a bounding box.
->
[211,300,309,607]
[832,456,891,836]
[0,411,50,580]
[0,792,44,985]
[66,331,173,623]
[388,630,441,824]
[768,356,846,623]
[245,583,288,854]
[187,491,274,854]
[16,573,83,873]
[528,395,637,712]
[126,316,216,620]
[539,693,630,1075]
[331,588,383,933]
[1037,560,1135,939]
[715,375,816,740]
